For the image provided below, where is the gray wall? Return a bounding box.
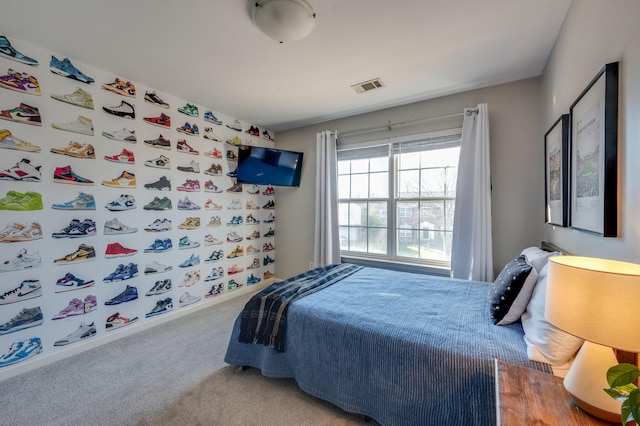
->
[540,0,640,262]
[275,78,542,279]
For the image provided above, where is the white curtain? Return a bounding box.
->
[450,103,494,282]
[314,130,341,267]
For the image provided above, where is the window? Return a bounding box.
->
[338,130,460,268]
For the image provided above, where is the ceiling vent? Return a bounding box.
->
[351,78,385,94]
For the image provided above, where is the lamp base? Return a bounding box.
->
[563,341,622,423]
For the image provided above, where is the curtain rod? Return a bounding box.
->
[339,110,468,138]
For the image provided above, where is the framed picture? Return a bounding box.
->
[569,62,618,236]
[544,115,569,227]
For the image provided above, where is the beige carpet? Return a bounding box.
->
[140,366,370,426]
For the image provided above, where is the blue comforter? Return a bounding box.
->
[225,266,549,425]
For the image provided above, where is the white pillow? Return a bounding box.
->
[521,263,584,366]
[520,246,560,274]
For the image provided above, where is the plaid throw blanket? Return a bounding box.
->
[239,263,362,352]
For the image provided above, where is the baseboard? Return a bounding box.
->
[0,279,272,382]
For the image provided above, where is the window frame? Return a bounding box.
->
[337,128,461,272]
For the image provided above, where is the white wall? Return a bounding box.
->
[276,78,542,279]
[540,0,640,261]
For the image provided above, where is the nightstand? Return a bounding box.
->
[494,359,613,425]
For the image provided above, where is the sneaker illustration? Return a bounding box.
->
[144,218,171,232]
[246,214,260,224]
[246,245,261,254]
[206,216,221,227]
[177,123,199,136]
[0,103,42,126]
[177,179,200,192]
[226,182,243,193]
[264,213,275,223]
[179,236,200,250]
[103,100,135,119]
[226,136,243,146]
[246,126,260,137]
[203,111,222,125]
[104,149,135,164]
[105,242,138,258]
[144,238,173,253]
[0,69,40,96]
[264,227,275,237]
[51,141,95,159]
[51,116,94,136]
[144,135,171,150]
[228,279,243,291]
[54,322,96,346]
[178,270,200,287]
[102,128,136,143]
[228,264,244,275]
[177,196,201,211]
[51,87,94,109]
[0,307,43,335]
[226,119,242,132]
[0,190,43,211]
[54,166,94,185]
[0,158,41,182]
[105,312,138,331]
[204,200,223,210]
[104,217,137,235]
[0,337,42,368]
[179,253,200,267]
[177,103,198,117]
[0,248,41,272]
[247,258,261,270]
[52,192,95,210]
[246,200,259,210]
[105,285,138,305]
[105,194,136,211]
[0,280,41,305]
[262,130,275,141]
[179,292,201,307]
[204,148,223,159]
[143,113,171,128]
[226,150,238,161]
[145,154,171,169]
[177,217,200,229]
[144,261,172,275]
[144,91,170,109]
[101,77,136,97]
[0,36,38,66]
[144,176,171,191]
[204,180,221,193]
[52,219,96,238]
[247,230,260,240]
[227,245,244,258]
[264,271,275,280]
[145,298,173,318]
[102,171,136,188]
[145,279,172,296]
[55,273,95,293]
[0,129,40,151]
[177,160,200,173]
[52,296,96,320]
[103,263,138,282]
[226,216,243,226]
[143,196,172,211]
[263,200,276,209]
[263,186,275,196]
[205,267,224,281]
[246,184,260,195]
[203,127,221,141]
[176,139,199,154]
[53,244,96,265]
[204,234,222,246]
[204,163,222,176]
[227,199,242,210]
[263,255,275,265]
[205,283,224,298]
[205,250,224,263]
[247,274,262,285]
[263,242,275,252]
[227,168,238,178]
[49,56,94,83]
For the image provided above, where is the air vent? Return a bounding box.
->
[351,78,385,94]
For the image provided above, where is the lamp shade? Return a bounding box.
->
[546,256,640,352]
[252,0,316,43]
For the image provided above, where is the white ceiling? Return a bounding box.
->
[1,0,571,132]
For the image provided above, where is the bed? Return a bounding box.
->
[225,250,565,426]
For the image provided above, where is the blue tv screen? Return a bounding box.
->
[236,145,304,187]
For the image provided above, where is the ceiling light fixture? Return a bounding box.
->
[252,0,316,43]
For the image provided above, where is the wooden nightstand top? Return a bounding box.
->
[495,359,614,425]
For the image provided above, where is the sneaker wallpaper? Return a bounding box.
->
[0,35,277,372]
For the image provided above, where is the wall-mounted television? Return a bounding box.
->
[236,145,304,187]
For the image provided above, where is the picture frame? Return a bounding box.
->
[569,62,618,236]
[544,114,569,227]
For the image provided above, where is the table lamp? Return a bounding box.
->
[546,256,640,422]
